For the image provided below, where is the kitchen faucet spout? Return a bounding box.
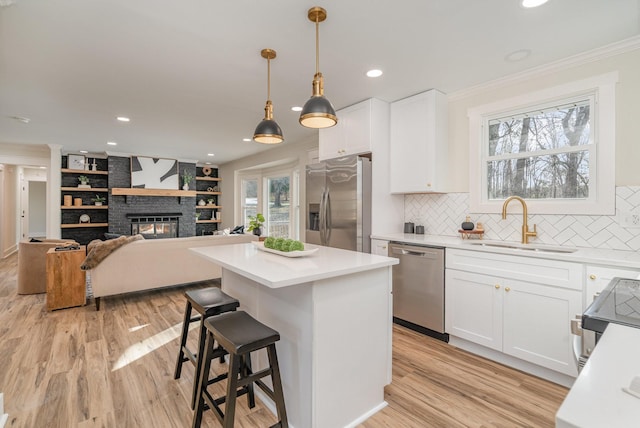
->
[501,196,537,244]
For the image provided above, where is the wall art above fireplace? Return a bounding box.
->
[131,156,179,190]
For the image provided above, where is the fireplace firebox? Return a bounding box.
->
[127,213,181,239]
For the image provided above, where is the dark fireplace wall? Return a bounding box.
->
[108,156,197,237]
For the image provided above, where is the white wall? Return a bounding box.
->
[445,46,640,192]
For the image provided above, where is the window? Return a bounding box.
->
[241,177,259,227]
[237,166,300,239]
[468,72,617,215]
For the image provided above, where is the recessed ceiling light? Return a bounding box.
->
[107,141,117,146]
[207,153,215,157]
[39,166,47,169]
[79,150,88,154]
[116,116,130,122]
[505,49,532,62]
[521,0,549,8]
[205,162,212,165]
[291,106,303,112]
[243,138,252,142]
[9,115,30,123]
[366,69,383,78]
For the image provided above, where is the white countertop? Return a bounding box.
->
[191,242,398,288]
[556,323,640,428]
[371,233,640,269]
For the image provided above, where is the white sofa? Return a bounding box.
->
[89,234,256,309]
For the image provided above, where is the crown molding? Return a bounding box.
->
[449,35,640,102]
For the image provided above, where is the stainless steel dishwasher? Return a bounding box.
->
[388,242,448,342]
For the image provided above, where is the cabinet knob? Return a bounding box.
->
[382,246,387,249]
[426,183,432,187]
[589,274,596,280]
[505,287,511,292]
[495,284,500,289]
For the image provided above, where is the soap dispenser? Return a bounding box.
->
[461,216,475,231]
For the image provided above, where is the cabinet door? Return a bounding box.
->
[584,265,640,309]
[370,239,389,256]
[319,100,372,161]
[390,90,447,193]
[445,270,502,351]
[502,280,580,376]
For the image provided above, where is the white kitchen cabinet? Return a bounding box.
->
[584,265,640,309]
[446,248,582,376]
[390,89,448,193]
[370,239,389,256]
[319,99,378,161]
[446,269,502,351]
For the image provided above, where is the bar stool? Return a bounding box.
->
[192,311,288,428]
[174,287,240,409]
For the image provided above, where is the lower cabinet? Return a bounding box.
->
[446,249,582,377]
[370,239,389,256]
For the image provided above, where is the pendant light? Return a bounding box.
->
[253,48,284,144]
[299,6,338,129]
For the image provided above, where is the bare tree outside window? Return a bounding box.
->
[486,99,591,200]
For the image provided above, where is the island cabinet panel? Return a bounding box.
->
[446,248,581,377]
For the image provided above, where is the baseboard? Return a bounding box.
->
[0,392,7,428]
[1,245,17,259]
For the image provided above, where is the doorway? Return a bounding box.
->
[27,181,46,239]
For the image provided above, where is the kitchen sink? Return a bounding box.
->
[466,241,578,254]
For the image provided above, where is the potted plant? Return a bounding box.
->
[207,198,214,205]
[195,212,201,221]
[247,213,265,236]
[78,175,90,188]
[182,172,193,190]
[91,194,106,206]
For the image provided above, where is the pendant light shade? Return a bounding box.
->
[254,49,283,144]
[299,7,337,129]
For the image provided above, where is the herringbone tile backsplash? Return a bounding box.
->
[405,187,640,252]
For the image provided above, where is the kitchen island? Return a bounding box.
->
[191,242,398,428]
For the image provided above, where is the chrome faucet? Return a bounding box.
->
[502,196,537,244]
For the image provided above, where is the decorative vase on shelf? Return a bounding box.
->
[252,227,262,237]
[461,216,474,231]
[198,199,206,206]
[182,183,189,191]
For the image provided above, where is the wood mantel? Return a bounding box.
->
[111,188,197,197]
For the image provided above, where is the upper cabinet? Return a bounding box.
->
[319,99,376,161]
[390,89,448,193]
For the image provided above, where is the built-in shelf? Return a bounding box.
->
[196,191,222,196]
[61,205,109,210]
[61,187,109,192]
[196,205,221,209]
[196,177,222,182]
[111,188,197,197]
[61,168,109,175]
[61,223,109,229]
[196,219,221,224]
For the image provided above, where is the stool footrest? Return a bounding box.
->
[236,367,273,389]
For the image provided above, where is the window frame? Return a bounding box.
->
[468,72,617,215]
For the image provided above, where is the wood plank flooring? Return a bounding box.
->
[0,252,568,427]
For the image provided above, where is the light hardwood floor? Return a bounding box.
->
[0,252,567,427]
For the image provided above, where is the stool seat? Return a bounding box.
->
[185,287,239,317]
[205,311,280,355]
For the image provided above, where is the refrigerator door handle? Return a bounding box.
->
[325,190,332,244]
[319,189,327,245]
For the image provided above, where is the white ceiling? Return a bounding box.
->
[1,0,638,165]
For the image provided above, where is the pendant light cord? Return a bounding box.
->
[315,17,320,75]
[267,56,271,102]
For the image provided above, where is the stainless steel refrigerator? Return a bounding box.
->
[305,155,371,252]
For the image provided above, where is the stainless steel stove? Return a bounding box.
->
[573,277,640,370]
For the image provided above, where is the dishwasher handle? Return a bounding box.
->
[391,246,441,258]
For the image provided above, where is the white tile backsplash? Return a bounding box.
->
[404,186,640,252]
